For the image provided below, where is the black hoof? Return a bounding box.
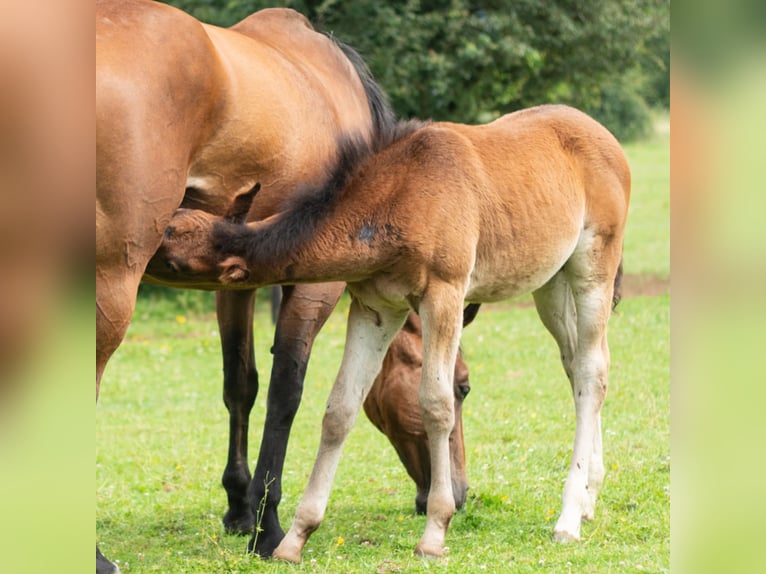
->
[247,528,285,558]
[223,508,255,535]
[96,546,120,574]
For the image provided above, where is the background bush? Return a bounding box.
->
[165,0,669,141]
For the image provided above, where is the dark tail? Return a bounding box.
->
[463,303,481,327]
[612,258,624,310]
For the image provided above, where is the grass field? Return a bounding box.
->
[97,131,669,573]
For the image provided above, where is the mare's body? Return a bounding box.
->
[97,1,399,570]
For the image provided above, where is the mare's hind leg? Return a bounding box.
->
[97,273,137,397]
[273,298,408,563]
[248,283,345,557]
[217,289,259,534]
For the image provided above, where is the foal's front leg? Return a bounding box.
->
[413,286,464,557]
[273,299,407,563]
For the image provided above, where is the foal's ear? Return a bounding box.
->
[219,255,250,284]
[225,183,260,223]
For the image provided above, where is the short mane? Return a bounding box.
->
[332,38,396,137]
[213,119,427,266]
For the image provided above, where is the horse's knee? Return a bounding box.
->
[419,392,454,434]
[222,462,251,493]
[321,404,357,446]
[573,350,608,404]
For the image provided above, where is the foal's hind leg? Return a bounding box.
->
[533,272,577,384]
[548,251,618,542]
[534,272,605,526]
[413,285,465,558]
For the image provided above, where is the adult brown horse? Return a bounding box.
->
[97,1,407,571]
[149,104,631,560]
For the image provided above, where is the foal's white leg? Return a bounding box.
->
[586,411,605,519]
[551,274,613,542]
[533,272,578,384]
[272,299,407,563]
[534,272,608,529]
[413,286,464,557]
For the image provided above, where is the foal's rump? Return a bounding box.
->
[456,105,629,302]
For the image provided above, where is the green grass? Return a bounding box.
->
[98,294,669,573]
[622,128,670,278]
[98,135,669,572]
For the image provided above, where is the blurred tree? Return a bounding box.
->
[162,0,669,140]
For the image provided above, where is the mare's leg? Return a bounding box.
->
[273,298,408,563]
[217,289,259,533]
[97,547,120,574]
[550,250,619,542]
[96,194,182,573]
[96,268,142,398]
[248,283,345,557]
[413,284,464,558]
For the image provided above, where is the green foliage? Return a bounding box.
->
[162,0,669,140]
[586,78,654,142]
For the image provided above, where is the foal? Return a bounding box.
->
[151,104,631,559]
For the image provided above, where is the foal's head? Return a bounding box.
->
[145,185,258,288]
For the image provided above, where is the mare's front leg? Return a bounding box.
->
[273,298,408,563]
[217,289,259,534]
[248,283,345,557]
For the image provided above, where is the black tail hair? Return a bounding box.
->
[333,39,397,137]
[463,303,481,327]
[612,258,624,310]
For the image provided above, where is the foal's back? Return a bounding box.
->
[373,105,630,302]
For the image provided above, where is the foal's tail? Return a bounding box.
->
[612,257,624,311]
[463,303,481,327]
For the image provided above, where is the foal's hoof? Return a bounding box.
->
[552,528,581,543]
[413,542,443,559]
[272,537,303,564]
